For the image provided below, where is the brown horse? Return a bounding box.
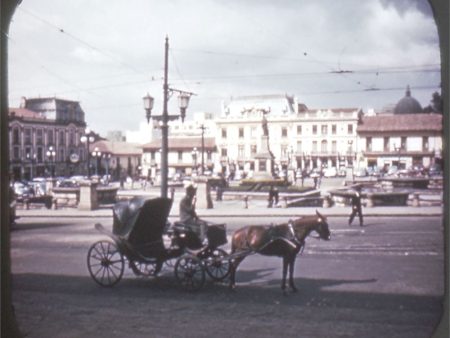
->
[229,210,331,293]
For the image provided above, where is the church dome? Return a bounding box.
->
[394,86,423,114]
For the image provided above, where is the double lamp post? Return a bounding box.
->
[143,36,194,198]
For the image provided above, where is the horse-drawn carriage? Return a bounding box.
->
[87,196,230,291]
[87,196,331,293]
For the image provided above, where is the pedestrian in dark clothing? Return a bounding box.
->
[348,187,363,226]
[273,187,279,206]
[313,176,318,189]
[268,186,275,208]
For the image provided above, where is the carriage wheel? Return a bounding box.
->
[205,248,231,281]
[87,240,124,287]
[130,261,159,277]
[174,255,205,291]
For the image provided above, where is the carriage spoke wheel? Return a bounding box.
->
[205,248,230,281]
[87,240,124,287]
[174,255,205,291]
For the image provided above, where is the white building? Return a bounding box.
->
[215,94,361,177]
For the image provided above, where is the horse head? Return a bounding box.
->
[314,210,331,240]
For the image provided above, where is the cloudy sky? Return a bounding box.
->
[7,0,441,135]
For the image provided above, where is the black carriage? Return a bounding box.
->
[87,196,230,291]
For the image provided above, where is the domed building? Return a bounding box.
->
[393,85,423,114]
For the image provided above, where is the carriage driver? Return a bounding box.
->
[179,184,208,240]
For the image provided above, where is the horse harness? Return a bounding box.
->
[255,221,305,255]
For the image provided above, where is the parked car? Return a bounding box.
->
[428,164,442,177]
[387,165,398,176]
[13,181,35,202]
[323,167,337,178]
[59,179,78,188]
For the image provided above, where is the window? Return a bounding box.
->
[367,137,372,152]
[312,125,317,135]
[207,151,212,161]
[296,141,302,153]
[332,125,336,135]
[24,128,32,145]
[151,151,155,160]
[321,140,327,153]
[238,145,245,158]
[221,148,227,157]
[312,141,318,152]
[281,127,288,138]
[259,161,266,171]
[347,124,353,134]
[36,129,43,145]
[331,141,337,153]
[12,128,20,145]
[384,137,390,151]
[321,125,328,135]
[281,145,288,158]
[422,136,429,151]
[69,130,75,146]
[59,131,65,146]
[178,151,183,161]
[297,125,302,135]
[239,128,244,138]
[13,147,20,160]
[401,137,407,150]
[221,128,227,138]
[36,147,43,162]
[251,145,257,155]
[48,130,54,145]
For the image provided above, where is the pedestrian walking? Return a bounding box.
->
[268,185,275,208]
[348,186,363,226]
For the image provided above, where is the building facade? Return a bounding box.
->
[8,97,89,180]
[357,114,443,171]
[215,94,361,177]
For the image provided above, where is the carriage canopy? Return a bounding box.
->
[112,197,172,246]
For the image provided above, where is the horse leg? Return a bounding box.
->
[229,255,244,290]
[281,256,289,295]
[288,256,298,292]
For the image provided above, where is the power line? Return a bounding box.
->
[17,7,152,78]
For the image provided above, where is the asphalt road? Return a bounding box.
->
[10,215,445,338]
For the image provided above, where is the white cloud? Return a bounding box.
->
[7,0,441,135]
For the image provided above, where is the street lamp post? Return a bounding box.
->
[91,147,102,176]
[143,36,195,198]
[199,124,206,175]
[192,147,198,173]
[46,146,56,177]
[26,152,36,180]
[80,128,95,177]
[103,153,111,183]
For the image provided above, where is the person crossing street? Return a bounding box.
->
[349,186,364,227]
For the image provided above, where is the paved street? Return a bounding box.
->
[10,212,445,338]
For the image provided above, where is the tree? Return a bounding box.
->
[423,91,443,114]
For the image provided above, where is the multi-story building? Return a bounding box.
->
[89,140,143,180]
[8,97,90,180]
[141,112,218,180]
[215,94,361,177]
[357,88,443,171]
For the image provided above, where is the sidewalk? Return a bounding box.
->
[16,198,443,218]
